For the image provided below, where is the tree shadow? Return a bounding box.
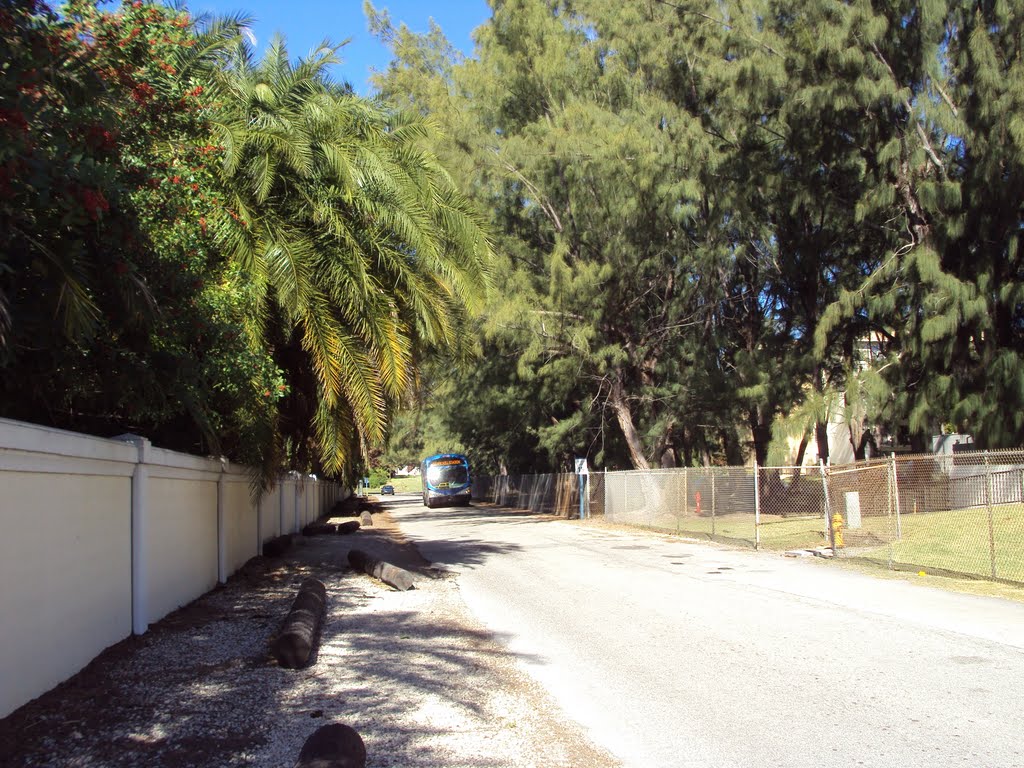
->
[0,533,569,768]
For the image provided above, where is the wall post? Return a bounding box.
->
[116,434,151,636]
[216,458,228,584]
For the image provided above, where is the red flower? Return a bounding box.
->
[199,216,207,235]
[0,108,28,133]
[130,82,155,104]
[171,175,181,184]
[80,188,110,221]
[263,390,271,397]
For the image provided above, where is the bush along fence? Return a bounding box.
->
[478,450,1024,587]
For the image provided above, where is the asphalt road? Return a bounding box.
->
[384,497,1024,768]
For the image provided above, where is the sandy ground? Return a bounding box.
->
[0,510,618,768]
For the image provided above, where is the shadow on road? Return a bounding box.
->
[372,500,574,569]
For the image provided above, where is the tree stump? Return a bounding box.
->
[273,578,327,669]
[294,723,366,768]
[347,549,415,591]
[262,534,293,558]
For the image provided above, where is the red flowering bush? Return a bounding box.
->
[0,0,284,466]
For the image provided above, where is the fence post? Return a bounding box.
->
[985,451,996,579]
[753,460,761,550]
[682,469,689,534]
[711,470,717,539]
[891,453,902,540]
[820,460,833,549]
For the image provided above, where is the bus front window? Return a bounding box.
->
[427,465,468,485]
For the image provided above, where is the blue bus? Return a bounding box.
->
[421,453,472,508]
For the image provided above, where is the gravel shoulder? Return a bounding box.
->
[0,511,619,768]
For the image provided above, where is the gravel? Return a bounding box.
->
[0,512,618,768]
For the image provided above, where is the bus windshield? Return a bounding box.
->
[427,463,468,486]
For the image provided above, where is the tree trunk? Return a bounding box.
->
[749,408,770,465]
[813,366,830,465]
[610,373,650,470]
[793,432,810,470]
[815,419,830,465]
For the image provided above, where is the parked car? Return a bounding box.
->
[380,484,395,495]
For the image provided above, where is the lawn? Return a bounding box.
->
[384,475,422,494]
[857,505,1024,583]
[609,504,1024,585]
[631,512,829,551]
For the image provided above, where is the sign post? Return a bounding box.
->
[574,458,589,520]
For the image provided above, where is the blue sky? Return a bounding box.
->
[188,0,491,95]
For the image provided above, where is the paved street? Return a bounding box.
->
[385,497,1024,768]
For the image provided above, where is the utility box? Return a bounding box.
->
[844,491,862,529]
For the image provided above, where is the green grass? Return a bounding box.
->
[637,512,828,551]
[382,475,422,494]
[858,505,1024,583]
[611,505,1024,586]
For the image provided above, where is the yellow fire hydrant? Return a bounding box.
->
[831,511,844,549]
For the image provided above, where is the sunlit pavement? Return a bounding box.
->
[378,499,1024,768]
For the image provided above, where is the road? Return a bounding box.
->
[384,496,1024,768]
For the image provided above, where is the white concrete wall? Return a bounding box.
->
[146,469,219,626]
[0,417,344,718]
[223,475,258,575]
[0,421,136,719]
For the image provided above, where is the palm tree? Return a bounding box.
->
[209,38,493,476]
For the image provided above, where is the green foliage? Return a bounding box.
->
[0,0,280,464]
[207,36,494,476]
[0,1,492,486]
[370,0,1024,470]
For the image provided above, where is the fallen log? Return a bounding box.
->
[273,578,327,669]
[347,549,415,591]
[303,522,337,536]
[294,723,366,768]
[262,534,292,558]
[335,521,360,536]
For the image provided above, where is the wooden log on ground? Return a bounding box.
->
[294,723,366,768]
[359,511,373,527]
[262,534,293,558]
[303,522,337,536]
[347,549,415,591]
[335,521,360,536]
[273,578,327,669]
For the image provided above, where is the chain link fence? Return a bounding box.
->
[473,473,587,517]
[478,449,1024,586]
